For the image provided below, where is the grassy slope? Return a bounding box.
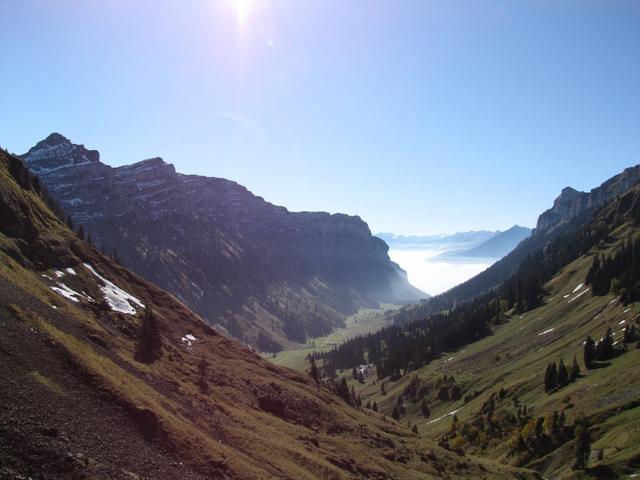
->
[267,305,397,371]
[352,222,640,479]
[0,150,537,479]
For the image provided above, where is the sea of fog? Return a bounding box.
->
[389,248,492,296]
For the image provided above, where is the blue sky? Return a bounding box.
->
[1,0,639,235]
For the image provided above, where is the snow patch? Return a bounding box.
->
[537,328,554,336]
[619,320,627,325]
[181,333,197,346]
[572,283,584,293]
[83,263,144,314]
[65,267,76,275]
[568,287,590,303]
[50,283,86,303]
[624,308,632,314]
[428,408,462,425]
[54,270,65,278]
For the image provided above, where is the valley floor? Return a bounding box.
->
[265,305,398,371]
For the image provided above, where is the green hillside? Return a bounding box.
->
[347,221,640,479]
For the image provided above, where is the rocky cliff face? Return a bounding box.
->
[22,133,424,348]
[536,165,640,233]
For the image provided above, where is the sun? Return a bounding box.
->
[231,0,253,29]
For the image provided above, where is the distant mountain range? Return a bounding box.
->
[21,133,425,350]
[377,230,498,252]
[378,225,532,262]
[432,225,531,261]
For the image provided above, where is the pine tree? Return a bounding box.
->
[570,355,581,380]
[337,377,351,405]
[557,358,569,387]
[558,411,566,430]
[76,224,85,241]
[421,398,430,418]
[598,327,614,360]
[544,362,557,393]
[197,353,209,393]
[391,406,400,420]
[381,381,386,395]
[535,416,544,439]
[135,305,162,363]
[450,414,458,434]
[365,400,371,409]
[308,357,320,387]
[584,336,596,369]
[574,416,591,470]
[411,424,418,434]
[372,401,378,412]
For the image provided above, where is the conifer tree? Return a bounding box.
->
[570,355,581,380]
[557,358,569,387]
[584,336,596,369]
[421,398,430,418]
[350,385,357,406]
[450,414,458,434]
[598,327,614,360]
[391,406,400,420]
[308,357,320,387]
[197,353,209,393]
[544,362,557,393]
[372,401,378,412]
[574,416,591,470]
[135,305,162,364]
[337,377,351,405]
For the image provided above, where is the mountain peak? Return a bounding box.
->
[43,132,70,145]
[21,134,100,171]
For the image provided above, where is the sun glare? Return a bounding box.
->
[232,0,253,29]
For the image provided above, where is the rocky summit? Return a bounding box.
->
[22,133,425,349]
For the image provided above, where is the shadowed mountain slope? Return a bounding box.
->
[21,133,424,349]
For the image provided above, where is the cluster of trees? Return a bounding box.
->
[587,237,640,304]
[334,377,362,407]
[583,323,639,368]
[317,188,640,380]
[544,356,580,393]
[318,214,611,377]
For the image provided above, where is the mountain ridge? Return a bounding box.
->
[21,133,425,349]
[390,163,640,322]
[433,225,531,261]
